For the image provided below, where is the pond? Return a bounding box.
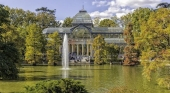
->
[0,65,169,93]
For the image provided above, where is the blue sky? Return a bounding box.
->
[1,0,170,21]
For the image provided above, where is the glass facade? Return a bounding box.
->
[42,9,126,60]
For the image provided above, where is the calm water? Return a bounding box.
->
[0,65,169,93]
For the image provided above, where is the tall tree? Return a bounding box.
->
[25,23,43,65]
[111,16,120,27]
[0,4,19,80]
[36,7,61,30]
[4,7,38,61]
[99,19,117,27]
[136,8,170,88]
[120,13,132,28]
[105,43,119,63]
[156,2,170,8]
[46,32,61,65]
[93,34,107,64]
[93,17,100,27]
[123,23,139,65]
[62,17,73,27]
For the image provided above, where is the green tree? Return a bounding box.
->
[46,32,61,65]
[120,13,132,28]
[111,16,120,27]
[36,7,61,30]
[106,43,119,63]
[121,8,151,65]
[0,4,19,80]
[93,17,100,27]
[99,19,117,27]
[136,8,170,89]
[4,7,38,62]
[93,34,107,64]
[156,2,170,8]
[25,23,43,65]
[0,4,9,40]
[62,17,73,27]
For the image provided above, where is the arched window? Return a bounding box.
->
[72,26,90,38]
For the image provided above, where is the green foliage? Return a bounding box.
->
[0,4,10,41]
[134,8,170,88]
[99,19,117,27]
[0,4,19,80]
[62,17,73,27]
[93,17,100,27]
[25,79,88,93]
[25,23,43,64]
[105,43,119,62]
[36,7,61,29]
[0,43,19,80]
[156,2,170,8]
[121,8,151,65]
[46,32,61,65]
[93,34,107,64]
[157,77,170,89]
[123,23,139,65]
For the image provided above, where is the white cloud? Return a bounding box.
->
[92,0,108,7]
[116,0,161,8]
[90,11,113,18]
[90,0,162,19]
[59,20,63,23]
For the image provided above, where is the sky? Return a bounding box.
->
[1,0,170,21]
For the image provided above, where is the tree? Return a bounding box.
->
[0,4,19,80]
[36,7,61,30]
[120,7,151,65]
[0,4,9,40]
[93,17,100,27]
[111,16,120,27]
[25,23,43,65]
[156,2,170,8]
[62,17,73,27]
[123,23,139,66]
[99,19,117,27]
[0,43,19,80]
[93,34,107,64]
[46,32,61,65]
[105,43,119,63]
[120,13,132,28]
[4,7,38,62]
[136,8,170,89]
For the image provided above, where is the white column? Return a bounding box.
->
[90,44,92,57]
[72,44,74,53]
[82,44,84,56]
[68,44,71,53]
[87,44,89,56]
[77,44,79,56]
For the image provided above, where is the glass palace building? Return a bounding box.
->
[43,9,126,61]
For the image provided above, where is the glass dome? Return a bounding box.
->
[72,9,93,24]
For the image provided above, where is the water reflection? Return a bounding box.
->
[62,69,69,78]
[0,65,170,93]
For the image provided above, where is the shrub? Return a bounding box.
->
[25,79,88,93]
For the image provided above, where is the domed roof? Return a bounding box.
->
[72,9,93,24]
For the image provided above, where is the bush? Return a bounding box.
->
[25,79,88,93]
